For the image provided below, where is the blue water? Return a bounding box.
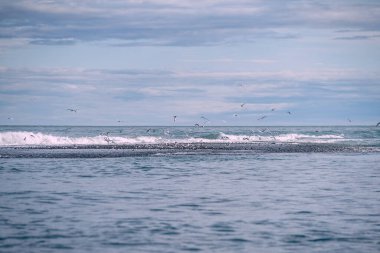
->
[0,126,380,252]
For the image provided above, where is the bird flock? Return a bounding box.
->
[4,104,379,145]
[5,105,380,128]
[3,81,379,146]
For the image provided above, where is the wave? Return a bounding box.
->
[0,131,345,146]
[217,133,344,143]
[0,131,164,146]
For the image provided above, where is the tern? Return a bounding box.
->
[257,116,267,120]
[146,128,155,133]
[104,136,115,144]
[67,108,77,113]
[201,116,209,122]
[173,115,177,123]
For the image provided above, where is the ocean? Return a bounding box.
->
[0,126,379,252]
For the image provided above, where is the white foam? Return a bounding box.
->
[0,131,345,146]
[0,131,163,146]
[217,133,344,143]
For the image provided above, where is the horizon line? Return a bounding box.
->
[0,124,375,127]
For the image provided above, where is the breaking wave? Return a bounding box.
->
[0,131,345,146]
[216,133,344,143]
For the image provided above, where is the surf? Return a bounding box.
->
[0,131,346,147]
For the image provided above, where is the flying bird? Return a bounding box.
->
[67,108,77,113]
[146,128,156,133]
[376,122,380,127]
[104,136,115,144]
[257,116,267,120]
[347,118,352,123]
[173,115,177,123]
[7,117,13,120]
[195,116,209,127]
[287,111,291,115]
[240,103,245,108]
[271,108,276,112]
[201,116,210,123]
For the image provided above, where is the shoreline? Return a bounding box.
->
[1,142,379,158]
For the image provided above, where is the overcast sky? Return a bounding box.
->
[0,0,379,126]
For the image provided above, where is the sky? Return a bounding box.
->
[0,0,379,126]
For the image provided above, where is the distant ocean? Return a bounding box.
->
[1,126,379,252]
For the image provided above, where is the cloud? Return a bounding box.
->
[334,35,380,40]
[0,66,379,125]
[180,58,277,64]
[0,1,379,46]
[114,91,147,101]
[1,66,378,104]
[174,69,380,81]
[29,38,77,45]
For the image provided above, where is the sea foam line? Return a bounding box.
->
[0,131,345,146]
[0,131,162,146]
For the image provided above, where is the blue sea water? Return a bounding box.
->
[0,126,380,252]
